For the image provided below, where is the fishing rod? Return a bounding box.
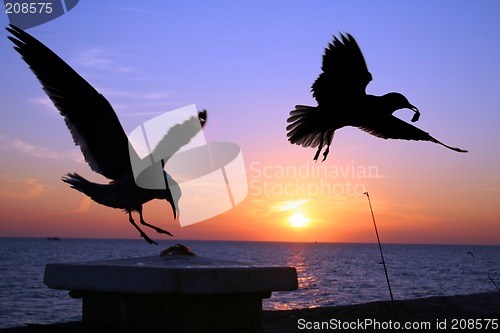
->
[467,251,500,294]
[364,192,397,320]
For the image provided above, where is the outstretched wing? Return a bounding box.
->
[311,33,372,106]
[151,110,207,162]
[359,116,467,152]
[7,25,131,180]
[359,116,433,141]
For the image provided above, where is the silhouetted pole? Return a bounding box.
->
[364,192,397,320]
[468,251,500,294]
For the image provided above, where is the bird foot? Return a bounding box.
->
[141,232,158,245]
[153,227,174,237]
[140,218,174,237]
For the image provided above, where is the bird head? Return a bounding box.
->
[383,92,419,113]
[198,109,207,127]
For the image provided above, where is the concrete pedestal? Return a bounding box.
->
[44,255,298,333]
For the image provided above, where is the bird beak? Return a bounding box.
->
[409,105,419,113]
[167,199,179,219]
[409,104,420,122]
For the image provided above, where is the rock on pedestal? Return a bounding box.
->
[44,255,298,333]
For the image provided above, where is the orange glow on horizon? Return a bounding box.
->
[0,138,499,245]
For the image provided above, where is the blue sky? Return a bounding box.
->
[1,1,500,244]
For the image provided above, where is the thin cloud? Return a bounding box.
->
[73,47,114,68]
[12,139,61,159]
[0,174,51,200]
[28,80,177,115]
[73,196,92,213]
[0,134,83,163]
[271,199,309,212]
[69,45,174,83]
[71,47,143,76]
[98,88,179,114]
[29,96,58,113]
[100,88,174,101]
[46,47,181,117]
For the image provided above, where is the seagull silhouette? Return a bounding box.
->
[287,33,467,161]
[7,25,206,244]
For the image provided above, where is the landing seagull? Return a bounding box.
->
[287,33,467,161]
[7,25,206,244]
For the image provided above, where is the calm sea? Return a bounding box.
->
[0,238,499,328]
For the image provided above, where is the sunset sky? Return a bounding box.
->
[1,1,499,245]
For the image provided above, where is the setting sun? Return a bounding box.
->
[288,213,309,228]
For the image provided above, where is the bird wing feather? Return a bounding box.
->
[359,116,467,153]
[7,25,131,180]
[359,115,434,141]
[311,33,372,105]
[151,111,207,162]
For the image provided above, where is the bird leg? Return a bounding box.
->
[321,131,334,162]
[313,147,322,161]
[139,208,174,237]
[313,135,324,162]
[128,211,157,245]
[322,146,330,162]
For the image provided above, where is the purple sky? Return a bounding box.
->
[1,1,499,244]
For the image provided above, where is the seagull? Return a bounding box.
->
[287,33,467,161]
[7,24,206,244]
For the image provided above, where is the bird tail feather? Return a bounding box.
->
[61,173,109,204]
[286,105,330,148]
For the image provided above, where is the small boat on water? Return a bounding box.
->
[47,237,61,241]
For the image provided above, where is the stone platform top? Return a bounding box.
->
[44,255,298,295]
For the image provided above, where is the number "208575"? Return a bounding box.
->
[5,2,53,14]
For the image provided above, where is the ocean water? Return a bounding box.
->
[0,238,499,328]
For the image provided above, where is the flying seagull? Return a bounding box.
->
[287,33,467,161]
[7,24,206,244]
